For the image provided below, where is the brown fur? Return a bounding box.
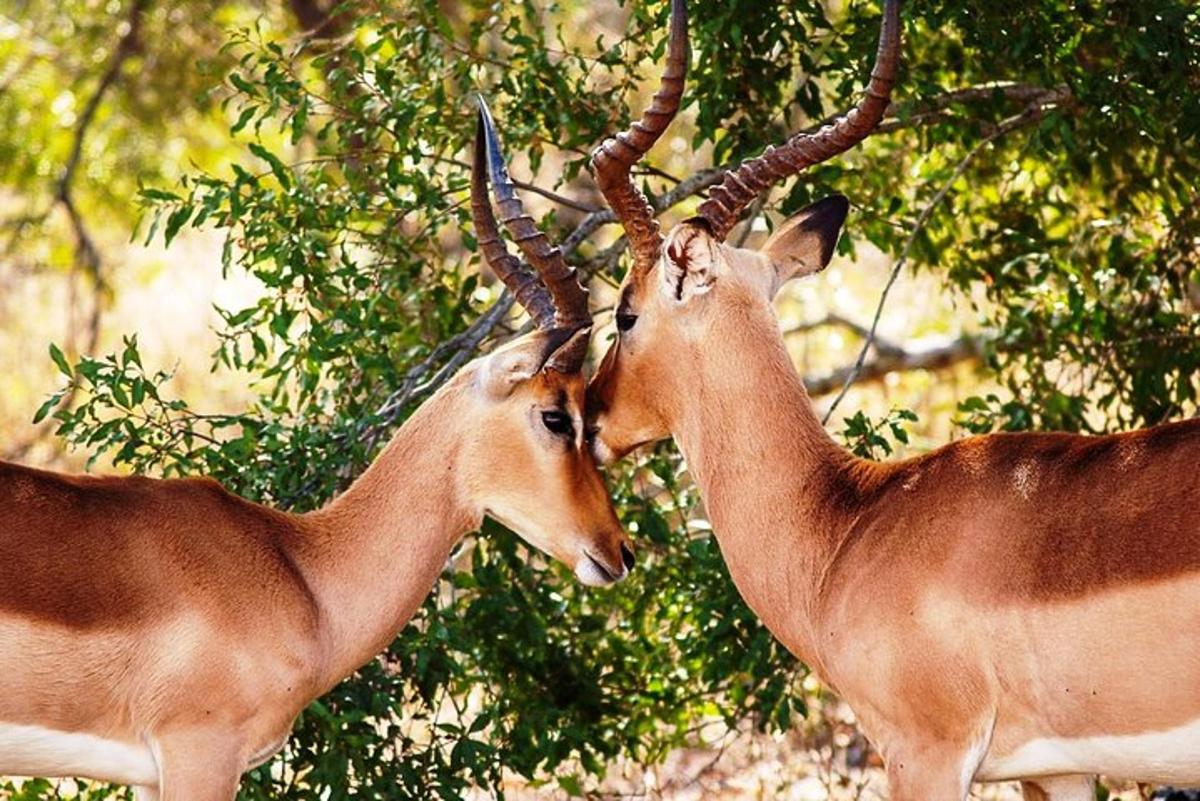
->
[588,219,1200,799]
[0,341,628,799]
[0,463,313,630]
[817,421,1200,602]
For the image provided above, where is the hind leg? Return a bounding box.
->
[1020,775,1096,801]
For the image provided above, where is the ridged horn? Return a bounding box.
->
[477,96,591,331]
[589,0,689,277]
[694,0,901,240]
[471,109,557,329]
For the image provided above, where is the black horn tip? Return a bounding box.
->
[474,94,492,144]
[475,95,515,202]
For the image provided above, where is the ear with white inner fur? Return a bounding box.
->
[478,327,576,399]
[660,223,720,303]
[762,195,849,296]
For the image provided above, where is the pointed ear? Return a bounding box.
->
[762,195,848,294]
[478,327,580,399]
[543,326,591,374]
[660,223,720,304]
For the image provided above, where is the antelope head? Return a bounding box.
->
[586,0,900,464]
[466,99,633,586]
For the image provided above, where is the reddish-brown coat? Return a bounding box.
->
[0,462,316,632]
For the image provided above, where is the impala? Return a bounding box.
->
[0,104,633,799]
[579,0,1200,799]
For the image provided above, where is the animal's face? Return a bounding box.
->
[587,198,849,464]
[463,329,633,586]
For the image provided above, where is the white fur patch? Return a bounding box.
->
[1012,459,1039,499]
[1119,438,1145,468]
[0,722,158,785]
[979,717,1200,785]
[960,722,994,795]
[574,551,625,587]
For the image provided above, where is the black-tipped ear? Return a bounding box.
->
[478,327,587,399]
[543,325,591,374]
[762,195,849,292]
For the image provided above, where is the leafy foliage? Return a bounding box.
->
[840,408,918,459]
[25,0,1200,797]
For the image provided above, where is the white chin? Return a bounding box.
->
[590,439,616,467]
[574,558,615,587]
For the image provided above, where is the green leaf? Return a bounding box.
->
[163,205,194,246]
[31,393,62,425]
[248,142,292,190]
[48,343,72,378]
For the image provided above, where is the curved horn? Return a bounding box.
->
[476,96,591,331]
[589,0,689,276]
[471,110,557,329]
[694,0,901,240]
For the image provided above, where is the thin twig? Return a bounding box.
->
[440,156,600,213]
[822,104,1048,424]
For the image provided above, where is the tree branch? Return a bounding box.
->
[441,157,600,213]
[9,0,150,457]
[802,334,986,397]
[878,83,1073,134]
[56,0,148,334]
[821,101,1050,423]
[784,312,905,357]
[59,0,148,209]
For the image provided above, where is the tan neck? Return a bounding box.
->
[671,319,857,667]
[298,376,481,688]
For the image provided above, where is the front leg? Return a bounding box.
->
[151,729,246,801]
[882,736,987,801]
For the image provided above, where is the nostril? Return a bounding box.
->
[620,542,636,571]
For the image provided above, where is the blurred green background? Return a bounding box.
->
[1,0,1197,798]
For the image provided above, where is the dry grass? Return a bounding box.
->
[483,696,1159,800]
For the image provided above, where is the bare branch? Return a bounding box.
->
[784,312,904,357]
[59,0,148,205]
[804,334,986,397]
[879,83,1073,133]
[822,102,1051,423]
[442,156,600,213]
[560,167,725,257]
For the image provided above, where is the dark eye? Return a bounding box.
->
[541,410,574,437]
[616,311,638,332]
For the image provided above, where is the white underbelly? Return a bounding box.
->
[0,722,158,786]
[979,717,1200,784]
